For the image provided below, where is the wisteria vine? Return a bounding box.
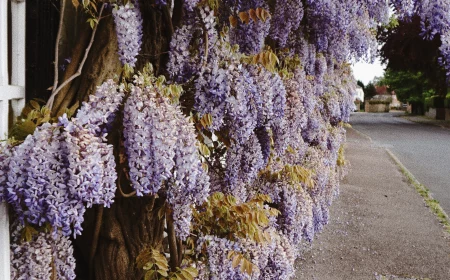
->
[3,0,450,279]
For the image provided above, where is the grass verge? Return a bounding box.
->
[385,149,450,234]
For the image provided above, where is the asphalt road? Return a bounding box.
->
[350,112,450,214]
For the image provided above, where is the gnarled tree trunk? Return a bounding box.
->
[53,1,176,279]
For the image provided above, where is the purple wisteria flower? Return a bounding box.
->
[123,77,210,239]
[269,0,304,47]
[73,79,125,137]
[2,79,122,237]
[10,222,76,280]
[225,134,264,201]
[112,1,143,67]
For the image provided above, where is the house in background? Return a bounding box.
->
[390,92,402,109]
[354,86,364,111]
[365,85,401,112]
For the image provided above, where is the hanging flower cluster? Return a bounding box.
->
[269,0,304,47]
[123,72,210,240]
[10,222,76,280]
[112,1,143,68]
[0,79,123,238]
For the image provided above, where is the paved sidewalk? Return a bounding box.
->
[402,114,450,130]
[294,127,450,280]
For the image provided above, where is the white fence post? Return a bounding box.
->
[0,1,11,279]
[10,0,26,115]
[0,0,26,279]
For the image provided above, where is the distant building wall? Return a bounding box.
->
[355,87,364,103]
[365,103,390,113]
[390,94,401,108]
[426,108,445,120]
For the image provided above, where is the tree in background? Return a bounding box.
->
[357,80,365,90]
[364,82,378,101]
[378,14,448,98]
[379,70,433,102]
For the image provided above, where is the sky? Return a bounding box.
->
[350,6,393,86]
[351,58,386,86]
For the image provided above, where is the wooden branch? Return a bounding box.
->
[89,205,104,280]
[148,195,156,213]
[51,258,57,280]
[162,5,174,36]
[172,0,184,29]
[166,211,179,272]
[117,170,137,197]
[201,153,224,177]
[176,238,183,266]
[46,3,106,111]
[52,0,66,96]
[118,183,137,198]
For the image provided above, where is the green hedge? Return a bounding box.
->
[425,95,444,110]
[368,100,391,105]
[445,93,450,108]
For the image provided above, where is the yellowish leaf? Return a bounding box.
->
[232,254,242,268]
[248,9,257,22]
[270,52,280,65]
[238,12,250,24]
[72,0,80,9]
[155,260,169,271]
[255,7,263,20]
[199,143,210,157]
[29,100,40,111]
[90,1,97,12]
[184,267,198,277]
[143,262,153,270]
[144,270,155,280]
[157,269,169,277]
[201,162,209,172]
[244,259,253,275]
[227,250,235,259]
[262,9,271,21]
[179,270,193,280]
[229,15,238,27]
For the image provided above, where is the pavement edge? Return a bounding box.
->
[385,148,450,234]
[346,125,373,142]
[349,126,450,234]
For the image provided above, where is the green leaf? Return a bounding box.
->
[17,120,37,137]
[155,260,169,271]
[143,262,153,270]
[144,270,155,280]
[65,101,80,118]
[179,270,193,280]
[199,143,210,157]
[183,267,198,277]
[82,0,90,8]
[29,100,40,110]
[157,269,168,277]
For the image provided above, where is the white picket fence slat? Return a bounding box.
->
[1,0,26,279]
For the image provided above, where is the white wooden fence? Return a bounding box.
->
[0,0,26,279]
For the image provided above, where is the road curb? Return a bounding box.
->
[401,115,450,131]
[385,148,450,234]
